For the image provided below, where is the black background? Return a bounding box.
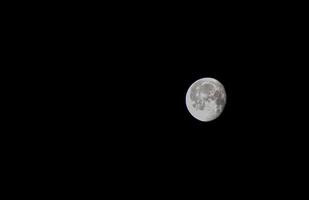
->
[10,2,308,195]
[62,5,306,188]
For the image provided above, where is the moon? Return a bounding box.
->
[185,77,226,122]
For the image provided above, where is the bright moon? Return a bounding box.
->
[185,77,226,122]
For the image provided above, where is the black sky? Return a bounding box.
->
[23,3,307,193]
[49,5,306,157]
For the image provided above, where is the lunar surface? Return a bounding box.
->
[185,78,226,122]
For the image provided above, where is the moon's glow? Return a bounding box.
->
[186,78,226,122]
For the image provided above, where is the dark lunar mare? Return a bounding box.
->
[215,87,226,114]
[190,80,203,102]
[200,83,214,95]
[190,81,218,110]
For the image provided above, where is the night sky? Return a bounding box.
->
[55,5,306,166]
[24,3,306,193]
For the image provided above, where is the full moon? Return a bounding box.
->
[186,77,226,122]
